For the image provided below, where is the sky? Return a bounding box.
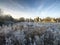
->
[0,0,60,19]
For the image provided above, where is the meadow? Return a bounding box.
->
[0,22,60,45]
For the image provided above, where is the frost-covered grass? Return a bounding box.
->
[0,22,60,45]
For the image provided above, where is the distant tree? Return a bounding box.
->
[42,17,56,22]
[45,17,51,21]
[56,18,60,22]
[4,15,14,21]
[42,17,51,22]
[34,17,40,22]
[13,19,19,23]
[29,18,34,22]
[25,18,30,22]
[19,17,25,22]
[51,18,56,22]
[0,9,4,25]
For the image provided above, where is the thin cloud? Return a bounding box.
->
[0,0,60,18]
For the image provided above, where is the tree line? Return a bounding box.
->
[0,9,60,25]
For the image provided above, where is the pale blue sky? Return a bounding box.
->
[0,0,60,18]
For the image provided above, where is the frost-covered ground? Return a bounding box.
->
[0,22,60,45]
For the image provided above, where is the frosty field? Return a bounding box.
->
[0,22,60,45]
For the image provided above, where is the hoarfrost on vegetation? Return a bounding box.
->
[0,22,60,45]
